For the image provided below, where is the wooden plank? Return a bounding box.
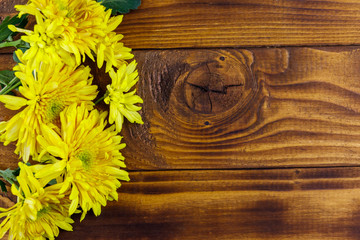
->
[122,46,360,169]
[3,46,360,170]
[0,0,26,16]
[116,0,360,49]
[3,0,360,49]
[0,54,14,70]
[45,167,360,240]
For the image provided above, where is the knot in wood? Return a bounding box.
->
[183,52,253,114]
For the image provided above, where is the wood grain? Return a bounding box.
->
[1,1,360,240]
[3,0,360,49]
[0,0,26,16]
[121,46,360,170]
[3,46,360,170]
[53,167,360,240]
[115,0,360,49]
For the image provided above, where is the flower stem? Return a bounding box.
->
[0,39,22,49]
[7,76,19,86]
[94,91,109,105]
[0,76,20,95]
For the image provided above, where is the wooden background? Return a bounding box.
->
[2,0,360,239]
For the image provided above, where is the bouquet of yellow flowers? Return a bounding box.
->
[0,0,142,239]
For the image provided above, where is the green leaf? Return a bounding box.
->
[0,168,18,186]
[0,14,28,42]
[0,180,7,192]
[12,166,20,177]
[13,51,21,63]
[0,39,20,49]
[98,0,141,14]
[47,179,57,186]
[0,70,15,86]
[0,70,20,95]
[0,77,21,95]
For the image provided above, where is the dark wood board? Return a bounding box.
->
[3,167,360,239]
[3,0,360,49]
[115,0,360,49]
[51,168,360,240]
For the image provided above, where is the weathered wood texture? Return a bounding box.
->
[51,168,360,240]
[126,46,360,170]
[2,1,360,239]
[0,0,26,15]
[6,165,360,240]
[2,46,360,170]
[116,0,360,49]
[3,0,360,49]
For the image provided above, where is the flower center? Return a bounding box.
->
[76,150,93,170]
[105,87,125,104]
[37,206,50,219]
[45,99,65,122]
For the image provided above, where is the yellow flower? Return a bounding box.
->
[96,14,134,72]
[10,0,111,68]
[104,61,143,132]
[0,163,74,240]
[35,103,129,221]
[0,50,97,162]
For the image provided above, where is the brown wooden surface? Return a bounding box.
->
[1,0,360,239]
[4,0,360,49]
[56,168,360,240]
[115,0,360,49]
[121,47,360,170]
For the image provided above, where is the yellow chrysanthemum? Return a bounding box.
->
[96,31,133,72]
[34,103,129,221]
[10,0,116,68]
[0,51,98,162]
[0,163,74,240]
[96,14,133,72]
[104,61,143,133]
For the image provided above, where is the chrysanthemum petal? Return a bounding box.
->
[55,220,73,232]
[103,61,143,132]
[0,95,27,110]
[35,160,66,179]
[0,59,97,162]
[0,164,74,239]
[106,167,130,181]
[69,197,79,216]
[13,0,124,69]
[34,104,128,221]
